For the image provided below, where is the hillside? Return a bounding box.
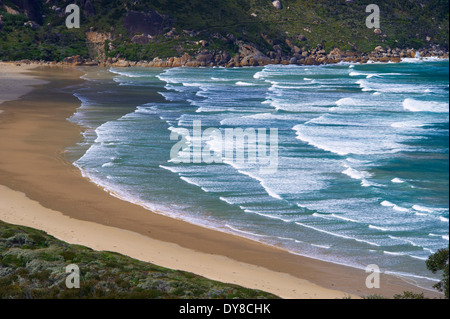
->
[0,0,448,65]
[0,220,278,299]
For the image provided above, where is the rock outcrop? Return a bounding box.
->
[62,55,85,66]
[237,42,271,66]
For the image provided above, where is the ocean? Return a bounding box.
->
[67,59,449,290]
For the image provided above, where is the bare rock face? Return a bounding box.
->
[196,50,214,66]
[112,59,130,67]
[214,51,231,65]
[327,48,344,61]
[123,10,172,37]
[172,53,191,67]
[240,56,259,67]
[292,46,301,54]
[272,1,282,10]
[63,55,84,66]
[238,42,271,66]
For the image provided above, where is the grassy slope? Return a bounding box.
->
[0,0,448,61]
[0,220,278,299]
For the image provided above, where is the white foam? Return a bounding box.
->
[179,176,201,187]
[235,81,254,86]
[250,212,291,223]
[393,205,409,212]
[391,178,405,183]
[237,170,282,200]
[219,196,235,205]
[388,236,423,249]
[335,97,358,106]
[342,166,372,180]
[342,163,379,187]
[361,179,382,187]
[380,200,409,212]
[311,243,331,249]
[330,214,359,223]
[384,251,406,256]
[357,80,430,93]
[224,224,266,237]
[101,162,114,168]
[135,105,158,115]
[369,225,389,231]
[182,82,206,87]
[312,213,333,220]
[391,121,425,129]
[429,233,449,241]
[243,113,291,120]
[159,165,181,173]
[412,205,434,213]
[401,56,446,63]
[410,255,428,261]
[294,222,380,247]
[349,71,380,78]
[403,98,449,113]
[293,126,348,156]
[211,77,228,81]
[109,68,143,78]
[253,70,265,79]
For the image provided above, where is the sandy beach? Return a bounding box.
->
[0,63,442,299]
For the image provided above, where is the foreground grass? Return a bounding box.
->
[0,220,278,299]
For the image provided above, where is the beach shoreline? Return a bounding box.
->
[0,63,443,299]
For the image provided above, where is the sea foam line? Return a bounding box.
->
[224,224,267,237]
[294,222,381,247]
[237,170,283,200]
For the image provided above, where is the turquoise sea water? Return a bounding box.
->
[68,59,449,290]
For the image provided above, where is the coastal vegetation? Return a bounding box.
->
[0,0,448,63]
[0,220,278,299]
[426,246,449,299]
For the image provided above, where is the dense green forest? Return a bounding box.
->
[0,0,448,61]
